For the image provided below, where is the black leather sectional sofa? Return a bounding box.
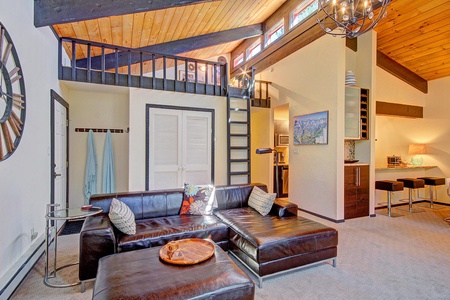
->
[79,183,338,287]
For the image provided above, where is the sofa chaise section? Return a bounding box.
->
[214,206,338,286]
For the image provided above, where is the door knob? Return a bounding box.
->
[54,172,62,178]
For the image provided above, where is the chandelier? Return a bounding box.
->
[317,0,391,38]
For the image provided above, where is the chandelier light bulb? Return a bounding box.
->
[317,0,391,39]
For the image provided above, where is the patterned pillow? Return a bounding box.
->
[248,186,276,216]
[108,198,136,235]
[181,184,215,215]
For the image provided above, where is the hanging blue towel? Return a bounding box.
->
[102,130,115,193]
[84,130,97,204]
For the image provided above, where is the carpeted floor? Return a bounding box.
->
[10,205,450,300]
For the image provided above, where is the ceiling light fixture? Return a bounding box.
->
[317,0,391,39]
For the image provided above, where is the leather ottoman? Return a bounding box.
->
[92,241,255,300]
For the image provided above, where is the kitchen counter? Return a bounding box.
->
[375,165,437,171]
[344,162,370,166]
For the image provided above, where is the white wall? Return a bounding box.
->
[251,107,273,190]
[64,82,130,207]
[258,35,346,220]
[128,88,228,190]
[0,0,65,283]
[375,70,450,205]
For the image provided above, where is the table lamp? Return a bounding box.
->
[256,148,279,197]
[409,144,427,166]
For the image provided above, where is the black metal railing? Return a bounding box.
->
[58,37,228,96]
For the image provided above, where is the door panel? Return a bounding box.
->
[51,90,69,231]
[54,101,68,212]
[149,109,182,189]
[182,112,211,185]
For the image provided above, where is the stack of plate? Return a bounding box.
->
[345,71,356,86]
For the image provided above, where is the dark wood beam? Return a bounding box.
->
[377,51,428,94]
[34,0,220,27]
[376,101,423,118]
[346,37,357,52]
[76,24,262,70]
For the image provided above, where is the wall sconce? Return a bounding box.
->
[256,148,279,197]
[408,144,427,166]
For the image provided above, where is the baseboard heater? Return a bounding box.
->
[0,235,45,299]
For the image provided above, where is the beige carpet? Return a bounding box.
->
[11,206,450,300]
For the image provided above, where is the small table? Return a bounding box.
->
[44,204,102,288]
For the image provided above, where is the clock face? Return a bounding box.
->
[0,22,26,161]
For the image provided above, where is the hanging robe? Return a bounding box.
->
[102,129,115,193]
[84,130,97,204]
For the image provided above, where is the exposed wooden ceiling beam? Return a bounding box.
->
[34,0,220,27]
[377,51,428,94]
[76,24,263,70]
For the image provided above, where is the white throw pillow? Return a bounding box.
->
[108,198,136,235]
[248,186,276,216]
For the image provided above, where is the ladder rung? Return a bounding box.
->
[229,121,249,124]
[230,159,249,163]
[230,134,249,137]
[229,108,249,112]
[230,171,250,176]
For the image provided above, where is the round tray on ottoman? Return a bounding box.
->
[159,238,215,265]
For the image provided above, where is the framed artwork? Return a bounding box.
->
[178,70,205,83]
[293,110,328,145]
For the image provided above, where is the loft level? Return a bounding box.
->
[58,37,227,96]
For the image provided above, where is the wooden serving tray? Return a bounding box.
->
[159,238,215,265]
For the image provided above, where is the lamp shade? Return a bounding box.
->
[408,144,427,155]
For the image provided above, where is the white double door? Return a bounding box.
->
[148,108,212,190]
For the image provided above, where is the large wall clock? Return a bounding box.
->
[0,22,26,161]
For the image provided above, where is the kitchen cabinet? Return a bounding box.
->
[344,165,369,219]
[345,87,369,140]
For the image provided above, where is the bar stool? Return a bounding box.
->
[417,177,445,208]
[397,178,425,213]
[375,180,404,217]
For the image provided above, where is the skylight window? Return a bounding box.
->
[290,0,318,29]
[265,19,284,47]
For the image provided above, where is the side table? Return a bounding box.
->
[44,204,102,288]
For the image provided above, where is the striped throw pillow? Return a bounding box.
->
[109,198,136,235]
[248,186,276,216]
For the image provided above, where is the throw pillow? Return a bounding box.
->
[108,198,136,235]
[248,186,276,216]
[181,184,215,215]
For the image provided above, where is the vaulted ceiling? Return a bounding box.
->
[34,0,450,84]
[374,0,450,81]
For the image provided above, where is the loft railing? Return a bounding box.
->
[58,37,228,96]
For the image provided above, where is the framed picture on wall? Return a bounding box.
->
[293,110,328,145]
[178,70,205,83]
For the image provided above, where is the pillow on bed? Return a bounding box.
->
[248,186,276,216]
[108,198,136,235]
[181,184,215,215]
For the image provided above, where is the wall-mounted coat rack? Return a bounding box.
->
[75,128,128,133]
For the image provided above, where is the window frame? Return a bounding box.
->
[246,38,262,61]
[233,52,244,68]
[265,19,285,47]
[290,0,318,29]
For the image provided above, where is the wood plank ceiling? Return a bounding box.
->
[48,0,450,82]
[52,0,287,61]
[375,0,450,81]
